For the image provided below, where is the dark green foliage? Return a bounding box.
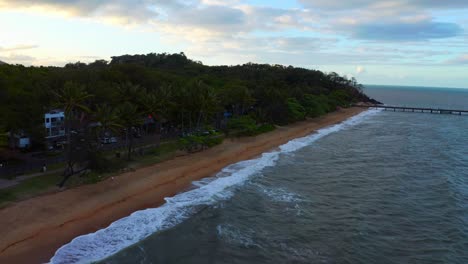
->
[256,124,276,134]
[301,94,328,117]
[287,98,306,122]
[329,90,352,108]
[0,52,372,147]
[179,131,224,152]
[227,116,257,135]
[227,116,276,136]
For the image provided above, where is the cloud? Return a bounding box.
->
[351,21,462,41]
[173,5,245,28]
[298,0,465,41]
[356,66,365,74]
[0,0,161,24]
[298,0,468,10]
[0,53,36,64]
[446,54,468,65]
[0,44,38,52]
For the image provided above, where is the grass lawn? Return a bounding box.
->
[129,140,181,168]
[0,172,62,208]
[0,140,183,208]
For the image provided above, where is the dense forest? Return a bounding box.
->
[0,52,373,138]
[0,52,375,183]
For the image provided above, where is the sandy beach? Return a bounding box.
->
[0,107,365,264]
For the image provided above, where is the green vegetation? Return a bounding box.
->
[0,172,62,208]
[0,52,373,188]
[227,116,275,136]
[0,140,181,207]
[179,131,224,152]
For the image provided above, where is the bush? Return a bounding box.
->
[287,98,306,122]
[203,133,224,147]
[256,124,275,134]
[179,131,224,152]
[302,94,328,117]
[329,90,351,108]
[227,115,257,131]
[227,115,276,137]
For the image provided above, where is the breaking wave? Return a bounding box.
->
[50,109,381,264]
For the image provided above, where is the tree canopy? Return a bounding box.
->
[0,52,374,144]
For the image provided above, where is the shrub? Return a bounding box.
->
[329,90,351,108]
[179,132,224,152]
[256,124,275,134]
[302,94,327,117]
[227,115,276,137]
[227,115,257,130]
[286,98,306,122]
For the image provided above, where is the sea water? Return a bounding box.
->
[51,85,468,264]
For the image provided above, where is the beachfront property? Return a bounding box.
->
[45,110,66,149]
[45,110,65,138]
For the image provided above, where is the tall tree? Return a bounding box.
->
[53,81,93,187]
[93,104,122,146]
[117,102,143,160]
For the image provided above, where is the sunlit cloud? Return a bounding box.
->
[0,44,39,52]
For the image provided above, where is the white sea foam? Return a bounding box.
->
[216,224,259,248]
[254,183,304,203]
[50,109,381,264]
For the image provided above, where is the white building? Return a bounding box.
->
[45,110,65,138]
[8,131,31,149]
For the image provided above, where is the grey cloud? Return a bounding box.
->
[296,0,466,41]
[298,0,468,10]
[272,37,335,51]
[174,5,245,26]
[0,0,162,23]
[446,54,468,65]
[352,21,463,41]
[0,53,36,64]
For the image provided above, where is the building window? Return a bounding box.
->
[51,117,57,122]
[46,118,50,123]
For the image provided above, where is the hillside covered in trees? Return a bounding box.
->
[0,52,374,143]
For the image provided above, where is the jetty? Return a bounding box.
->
[354,104,468,116]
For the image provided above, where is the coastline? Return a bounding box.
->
[0,107,366,264]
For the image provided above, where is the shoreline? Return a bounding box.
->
[0,107,366,264]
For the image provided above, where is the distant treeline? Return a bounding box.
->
[0,52,374,144]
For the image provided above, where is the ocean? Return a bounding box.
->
[51,85,468,264]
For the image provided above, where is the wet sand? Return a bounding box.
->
[0,107,365,264]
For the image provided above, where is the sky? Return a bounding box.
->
[0,0,467,88]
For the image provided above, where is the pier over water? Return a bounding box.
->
[354,104,468,116]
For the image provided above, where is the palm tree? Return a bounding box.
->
[141,92,161,133]
[117,102,143,160]
[53,81,93,187]
[116,82,143,105]
[93,104,122,148]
